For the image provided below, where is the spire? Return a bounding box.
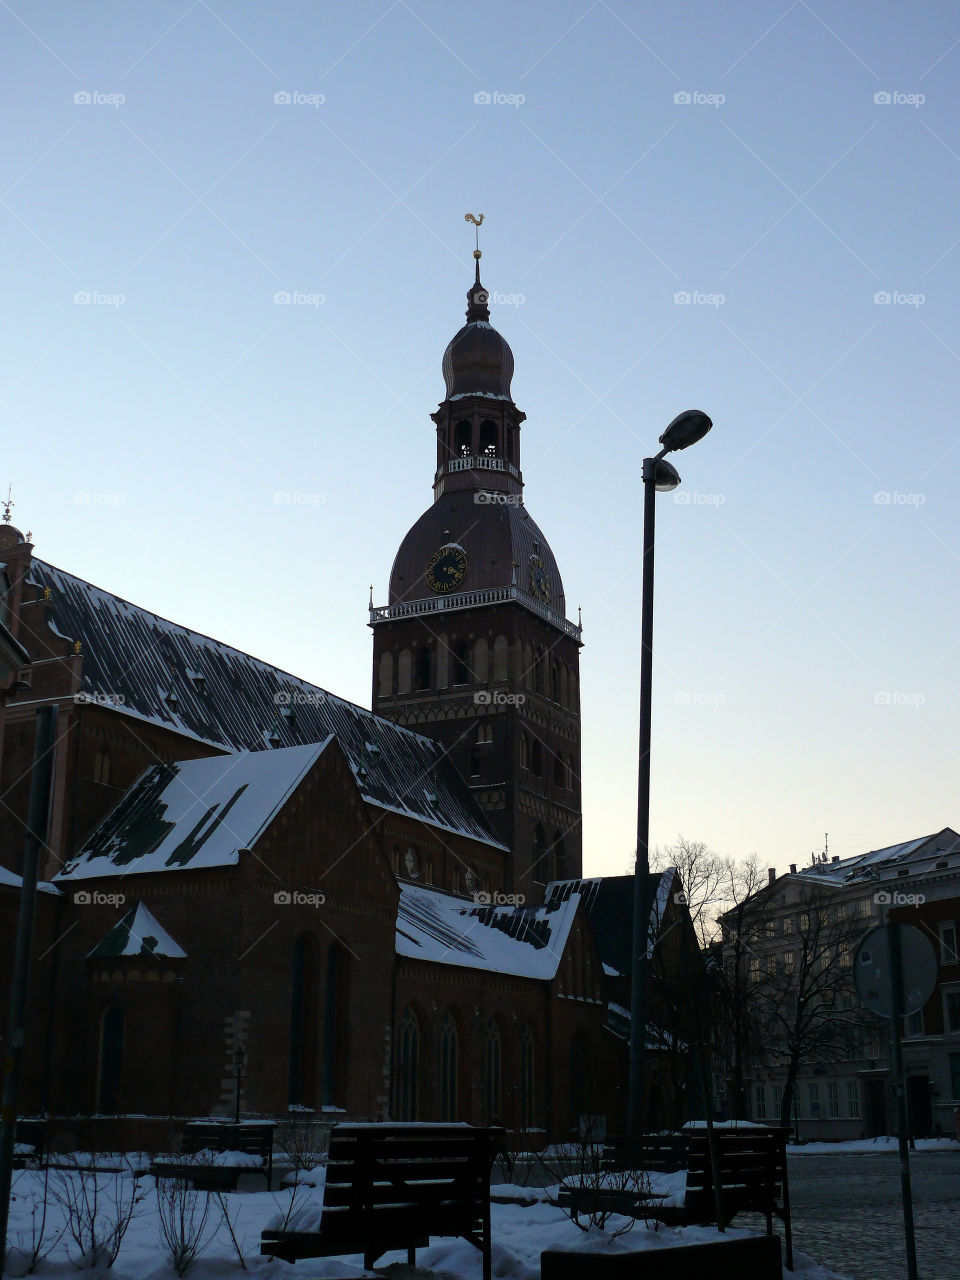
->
[2,484,13,523]
[464,212,489,321]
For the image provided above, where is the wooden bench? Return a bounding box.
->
[603,1133,687,1173]
[682,1125,792,1271]
[261,1123,498,1278]
[542,1233,784,1279]
[152,1121,274,1191]
[13,1118,46,1169]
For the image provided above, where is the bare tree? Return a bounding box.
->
[651,836,727,948]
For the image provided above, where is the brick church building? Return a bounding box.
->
[0,259,697,1147]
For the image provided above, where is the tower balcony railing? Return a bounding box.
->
[369,584,582,642]
[442,455,520,477]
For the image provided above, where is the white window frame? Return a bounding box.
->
[827,1080,839,1119]
[846,1080,860,1119]
[943,984,960,1034]
[808,1082,820,1118]
[939,921,958,967]
[754,1082,766,1120]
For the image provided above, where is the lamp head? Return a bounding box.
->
[659,409,713,453]
[652,458,682,492]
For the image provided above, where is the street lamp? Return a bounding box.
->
[628,409,713,1138]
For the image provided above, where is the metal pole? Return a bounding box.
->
[0,704,58,1266]
[887,920,919,1280]
[628,457,657,1137]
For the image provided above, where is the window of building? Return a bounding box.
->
[492,635,509,682]
[519,734,529,770]
[553,753,565,787]
[858,897,874,918]
[479,420,497,457]
[289,933,319,1107]
[772,1084,783,1121]
[378,651,393,699]
[782,915,794,934]
[395,1007,420,1121]
[532,824,547,884]
[754,1083,766,1120]
[807,1083,820,1119]
[477,722,492,745]
[438,1014,458,1121]
[322,943,349,1108]
[417,647,432,691]
[454,421,471,456]
[827,1080,839,1119]
[834,901,848,922]
[531,741,542,777]
[940,922,958,967]
[452,641,469,686]
[748,955,760,981]
[798,912,810,933]
[520,1025,536,1129]
[944,988,960,1033]
[484,1022,501,1123]
[97,1005,124,1114]
[950,1054,960,1102]
[846,1080,860,1119]
[93,750,111,785]
[904,1009,924,1038]
[783,951,796,974]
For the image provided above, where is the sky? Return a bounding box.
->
[3,1,960,877]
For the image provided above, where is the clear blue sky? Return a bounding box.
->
[4,2,960,875]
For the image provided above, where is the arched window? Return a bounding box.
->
[505,425,516,465]
[97,1005,124,1114]
[454,421,471,457]
[473,637,489,683]
[533,824,547,883]
[94,750,111,785]
[479,420,497,457]
[397,649,412,695]
[395,1007,420,1121]
[452,641,469,685]
[484,1021,502,1123]
[523,643,534,688]
[417,647,432,691]
[519,734,529,770]
[322,942,349,1108]
[559,665,568,707]
[535,646,546,694]
[438,1014,458,1121]
[477,722,493,745]
[553,832,567,882]
[492,635,508,682]
[290,933,319,1107]
[520,1025,536,1130]
[553,753,564,787]
[551,664,561,702]
[570,1033,591,1131]
[531,741,542,777]
[568,669,578,709]
[378,652,394,699]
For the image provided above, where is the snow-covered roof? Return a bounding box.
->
[0,864,61,895]
[396,882,581,979]
[87,902,187,958]
[793,829,960,884]
[544,871,676,970]
[27,560,503,850]
[58,743,329,880]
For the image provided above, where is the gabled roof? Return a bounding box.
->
[545,871,676,975]
[28,560,503,849]
[792,829,960,885]
[58,742,330,880]
[87,902,187,958]
[396,882,581,979]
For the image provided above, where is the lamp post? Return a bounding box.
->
[234,1044,246,1125]
[628,410,713,1138]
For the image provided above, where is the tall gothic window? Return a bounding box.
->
[520,1024,536,1129]
[519,733,529,770]
[531,741,542,777]
[484,1021,502,1123]
[93,750,111,785]
[97,1005,124,1114]
[438,1014,458,1121]
[417,646,432,691]
[479,420,497,457]
[290,933,318,1107]
[454,421,471,456]
[395,1007,420,1121]
[322,943,349,1108]
[533,824,547,883]
[553,832,567,882]
[452,641,469,685]
[378,651,394,699]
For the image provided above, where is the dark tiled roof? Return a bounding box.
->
[545,872,674,975]
[29,560,503,849]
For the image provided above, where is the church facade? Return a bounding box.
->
[0,264,696,1149]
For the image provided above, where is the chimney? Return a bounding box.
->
[768,867,776,884]
[789,863,797,875]
[832,855,840,864]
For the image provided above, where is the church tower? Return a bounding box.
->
[370,233,583,897]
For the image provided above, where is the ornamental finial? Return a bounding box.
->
[2,484,12,523]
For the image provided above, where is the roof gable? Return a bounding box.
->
[88,902,186,958]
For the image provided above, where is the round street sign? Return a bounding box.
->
[854,923,938,1018]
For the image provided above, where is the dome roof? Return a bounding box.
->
[441,271,514,400]
[389,490,565,615]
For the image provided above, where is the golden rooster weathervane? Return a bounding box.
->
[465,212,484,261]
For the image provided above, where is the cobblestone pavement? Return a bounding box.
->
[762,1151,960,1279]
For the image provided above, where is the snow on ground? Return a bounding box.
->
[5,1162,852,1280]
[788,1136,960,1155]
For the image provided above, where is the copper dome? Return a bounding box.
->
[441,272,514,400]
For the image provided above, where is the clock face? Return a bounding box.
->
[426,543,467,594]
[529,555,551,604]
[464,867,479,893]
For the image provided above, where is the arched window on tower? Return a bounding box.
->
[479,420,498,457]
[553,753,565,788]
[438,1014,458,1121]
[553,831,567,882]
[454,421,471,457]
[519,733,529,770]
[551,664,561,703]
[452,640,469,685]
[473,637,488,683]
[395,1007,420,1121]
[398,649,412,695]
[484,1021,502,1123]
[535,646,546,695]
[505,425,516,465]
[94,750,111,785]
[417,647,432,691]
[533,823,547,883]
[0,570,10,627]
[378,651,394,699]
[520,1024,536,1129]
[493,635,508,682]
[531,740,542,777]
